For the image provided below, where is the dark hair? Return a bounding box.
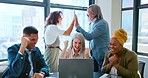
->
[45,11,62,26]
[23,26,38,35]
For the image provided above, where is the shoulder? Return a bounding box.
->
[33,47,41,53]
[46,25,57,29]
[124,48,137,58]
[94,19,108,27]
[8,44,21,51]
[105,51,112,58]
[32,47,43,57]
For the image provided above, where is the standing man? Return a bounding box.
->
[75,4,110,78]
[2,26,49,78]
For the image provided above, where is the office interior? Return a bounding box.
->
[0,0,148,78]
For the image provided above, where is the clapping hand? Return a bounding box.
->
[74,11,79,28]
[109,54,119,66]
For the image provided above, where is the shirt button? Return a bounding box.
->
[21,57,23,59]
[26,73,28,75]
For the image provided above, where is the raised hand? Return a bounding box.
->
[64,40,69,48]
[19,37,30,55]
[74,11,79,28]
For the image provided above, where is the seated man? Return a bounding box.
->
[101,29,140,78]
[2,26,49,78]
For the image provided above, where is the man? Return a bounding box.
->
[2,26,49,78]
[75,4,110,78]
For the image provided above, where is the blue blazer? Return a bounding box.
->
[2,44,49,78]
[76,18,110,60]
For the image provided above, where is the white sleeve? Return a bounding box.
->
[44,25,65,45]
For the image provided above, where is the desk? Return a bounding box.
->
[45,73,59,78]
[100,74,122,78]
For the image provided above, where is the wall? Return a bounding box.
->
[95,0,121,35]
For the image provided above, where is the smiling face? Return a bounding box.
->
[109,38,122,54]
[24,34,38,50]
[57,13,63,25]
[72,38,82,52]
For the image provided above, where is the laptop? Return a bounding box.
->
[58,59,94,78]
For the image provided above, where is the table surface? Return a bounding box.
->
[46,73,122,78]
[45,73,59,78]
[100,73,122,78]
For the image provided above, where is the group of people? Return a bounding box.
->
[2,4,140,78]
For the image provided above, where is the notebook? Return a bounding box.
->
[58,59,94,78]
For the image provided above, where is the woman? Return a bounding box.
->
[60,33,91,59]
[44,11,75,72]
[101,29,140,78]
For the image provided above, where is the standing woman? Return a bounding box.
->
[44,11,75,72]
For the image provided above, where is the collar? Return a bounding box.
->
[72,48,81,56]
[25,48,35,55]
[92,18,97,22]
[90,18,97,27]
[115,48,126,57]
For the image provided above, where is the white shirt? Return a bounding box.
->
[109,66,118,75]
[26,49,34,77]
[44,25,65,45]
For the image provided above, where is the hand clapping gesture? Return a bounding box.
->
[109,54,120,66]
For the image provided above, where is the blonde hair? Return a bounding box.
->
[70,33,85,52]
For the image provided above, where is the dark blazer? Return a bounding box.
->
[2,44,49,78]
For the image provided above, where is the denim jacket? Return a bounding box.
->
[2,44,49,78]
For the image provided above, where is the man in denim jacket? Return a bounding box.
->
[2,26,49,78]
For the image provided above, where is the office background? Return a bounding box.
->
[0,0,148,77]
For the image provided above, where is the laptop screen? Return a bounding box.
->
[59,59,94,78]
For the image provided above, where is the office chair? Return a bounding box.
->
[138,61,145,78]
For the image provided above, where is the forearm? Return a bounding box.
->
[64,20,74,36]
[38,54,50,76]
[60,46,68,58]
[9,53,25,77]
[102,63,112,73]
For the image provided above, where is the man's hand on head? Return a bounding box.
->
[19,37,30,55]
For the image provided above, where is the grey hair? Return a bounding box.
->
[88,4,103,19]
[70,33,85,52]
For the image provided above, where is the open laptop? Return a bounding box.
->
[58,59,94,78]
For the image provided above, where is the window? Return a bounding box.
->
[50,0,89,7]
[27,0,43,2]
[122,10,133,50]
[141,0,148,4]
[0,3,44,59]
[122,0,133,8]
[122,0,148,55]
[0,0,92,60]
[50,1,90,48]
[138,8,148,53]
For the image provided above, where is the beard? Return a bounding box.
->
[87,16,94,23]
[87,17,92,23]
